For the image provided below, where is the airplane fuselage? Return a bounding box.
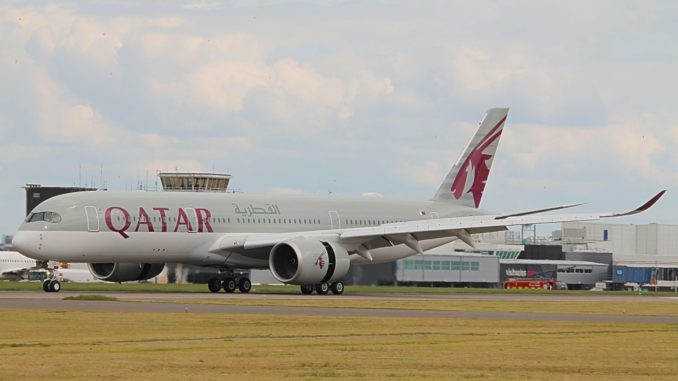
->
[14,190,492,268]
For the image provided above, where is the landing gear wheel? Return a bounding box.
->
[315,283,329,295]
[208,277,222,293]
[223,278,237,293]
[42,279,51,292]
[49,280,61,293]
[331,282,344,295]
[300,285,314,295]
[238,278,252,293]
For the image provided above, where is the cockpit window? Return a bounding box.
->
[25,211,62,223]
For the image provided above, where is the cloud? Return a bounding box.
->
[184,61,271,112]
[181,2,222,10]
[0,118,9,138]
[393,160,445,189]
[502,117,675,187]
[0,1,676,235]
[128,159,207,175]
[443,46,607,126]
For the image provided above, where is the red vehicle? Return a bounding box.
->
[504,279,556,290]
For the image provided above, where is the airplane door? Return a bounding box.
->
[185,208,198,233]
[85,206,99,232]
[328,211,341,229]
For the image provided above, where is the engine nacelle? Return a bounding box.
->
[88,263,165,282]
[269,239,350,285]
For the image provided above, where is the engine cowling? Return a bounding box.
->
[269,239,350,285]
[88,263,165,282]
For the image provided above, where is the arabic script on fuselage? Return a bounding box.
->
[232,203,281,217]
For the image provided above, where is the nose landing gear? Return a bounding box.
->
[41,263,61,293]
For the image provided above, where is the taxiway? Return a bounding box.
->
[2,291,678,323]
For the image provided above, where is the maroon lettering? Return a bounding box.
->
[195,208,214,233]
[105,207,131,239]
[134,207,154,232]
[153,207,169,232]
[174,208,193,232]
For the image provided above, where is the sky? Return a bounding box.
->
[0,1,676,236]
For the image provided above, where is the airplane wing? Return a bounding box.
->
[209,191,665,260]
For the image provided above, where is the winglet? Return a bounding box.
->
[603,190,666,218]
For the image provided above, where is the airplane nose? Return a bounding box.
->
[12,231,34,257]
[12,231,26,253]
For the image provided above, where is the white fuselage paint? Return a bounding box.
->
[13,191,492,268]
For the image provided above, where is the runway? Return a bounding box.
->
[2,291,678,323]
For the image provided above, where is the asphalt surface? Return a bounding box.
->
[2,291,678,323]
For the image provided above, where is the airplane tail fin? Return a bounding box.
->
[432,107,509,207]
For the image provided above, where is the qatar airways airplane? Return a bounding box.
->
[12,108,664,294]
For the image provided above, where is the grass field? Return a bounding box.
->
[2,282,678,380]
[1,306,678,380]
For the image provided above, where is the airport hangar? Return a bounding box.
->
[7,175,677,290]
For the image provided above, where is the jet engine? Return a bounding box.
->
[88,263,165,282]
[269,238,350,285]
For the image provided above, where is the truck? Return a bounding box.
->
[503,279,561,290]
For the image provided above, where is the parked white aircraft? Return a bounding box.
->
[0,251,38,280]
[12,108,664,294]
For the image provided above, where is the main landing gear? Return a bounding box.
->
[207,270,252,294]
[42,278,61,293]
[300,282,344,295]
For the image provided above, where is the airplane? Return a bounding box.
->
[0,251,38,280]
[53,267,99,283]
[11,108,665,294]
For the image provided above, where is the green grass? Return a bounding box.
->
[1,308,678,380]
[63,294,119,302]
[2,280,676,297]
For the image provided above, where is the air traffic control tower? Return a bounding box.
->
[157,172,233,284]
[158,172,231,192]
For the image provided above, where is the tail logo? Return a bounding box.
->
[450,116,506,207]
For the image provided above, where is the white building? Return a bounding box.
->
[557,222,678,266]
